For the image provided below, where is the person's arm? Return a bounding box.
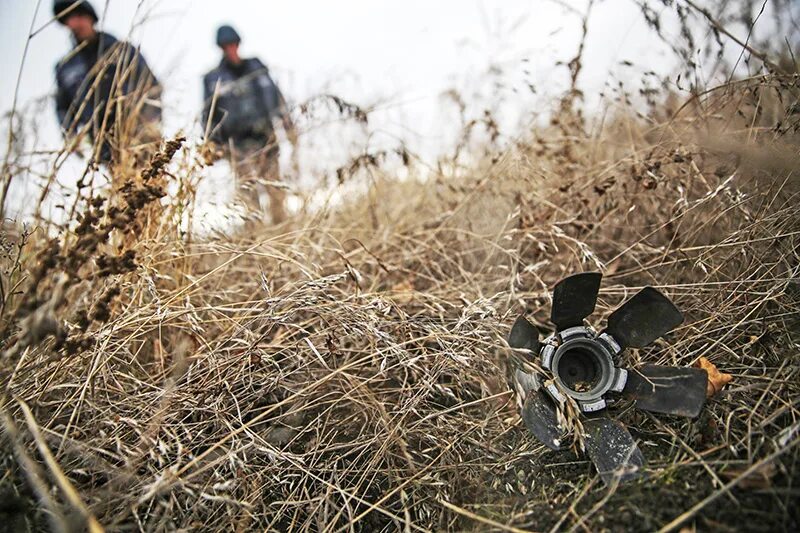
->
[120,43,162,123]
[253,59,297,146]
[54,64,71,134]
[275,85,298,147]
[270,77,299,178]
[201,75,212,139]
[125,44,157,88]
[202,73,226,145]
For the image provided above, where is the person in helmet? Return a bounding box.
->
[53,0,162,164]
[202,25,297,225]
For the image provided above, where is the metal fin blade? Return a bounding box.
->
[606,287,683,348]
[509,315,540,353]
[623,364,708,418]
[583,418,645,485]
[515,369,541,395]
[550,272,602,330]
[522,388,564,450]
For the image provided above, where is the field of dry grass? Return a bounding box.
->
[1,2,799,532]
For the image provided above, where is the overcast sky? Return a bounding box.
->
[0,1,686,151]
[0,0,794,227]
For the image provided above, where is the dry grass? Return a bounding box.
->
[1,3,800,531]
[1,76,798,531]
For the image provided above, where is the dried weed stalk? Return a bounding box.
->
[0,3,798,530]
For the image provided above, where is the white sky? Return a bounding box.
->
[0,0,794,227]
[1,1,680,151]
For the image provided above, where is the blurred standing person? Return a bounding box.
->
[202,25,297,225]
[54,0,162,165]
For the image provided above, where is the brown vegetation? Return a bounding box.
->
[0,1,798,531]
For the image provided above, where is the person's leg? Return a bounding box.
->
[255,134,287,224]
[233,141,264,215]
[263,148,287,224]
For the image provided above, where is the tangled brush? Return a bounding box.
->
[0,68,798,532]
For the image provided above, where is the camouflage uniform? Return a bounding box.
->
[202,57,291,223]
[55,31,161,164]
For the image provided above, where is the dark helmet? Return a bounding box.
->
[53,0,99,24]
[216,25,241,47]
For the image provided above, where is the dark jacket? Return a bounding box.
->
[202,58,287,146]
[55,32,161,162]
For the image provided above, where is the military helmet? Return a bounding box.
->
[216,25,241,47]
[53,0,99,24]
